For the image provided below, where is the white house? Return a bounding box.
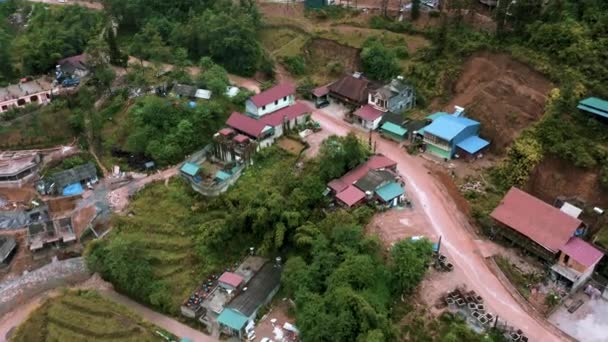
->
[0,78,54,113]
[245,83,295,118]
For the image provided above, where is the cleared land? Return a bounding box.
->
[0,106,76,149]
[10,290,162,342]
[441,52,553,154]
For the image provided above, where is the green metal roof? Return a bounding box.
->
[180,162,200,177]
[578,97,608,118]
[375,182,404,202]
[215,170,231,181]
[426,112,448,121]
[380,122,407,136]
[217,308,249,331]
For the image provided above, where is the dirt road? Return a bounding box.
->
[309,107,566,341]
[25,0,104,10]
[107,166,179,213]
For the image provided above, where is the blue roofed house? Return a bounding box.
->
[422,110,489,160]
[578,97,608,121]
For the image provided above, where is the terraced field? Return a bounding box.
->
[10,291,163,342]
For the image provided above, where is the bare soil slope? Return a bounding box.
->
[444,52,553,154]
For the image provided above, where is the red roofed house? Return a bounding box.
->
[491,187,603,291]
[354,104,384,130]
[246,83,296,118]
[328,154,402,208]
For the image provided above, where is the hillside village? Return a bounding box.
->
[1,0,608,342]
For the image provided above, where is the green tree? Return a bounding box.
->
[390,239,433,295]
[0,28,13,84]
[198,64,229,97]
[361,38,401,81]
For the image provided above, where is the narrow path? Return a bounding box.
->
[310,107,567,342]
[99,290,217,342]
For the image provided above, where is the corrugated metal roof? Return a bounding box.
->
[490,188,582,253]
[456,136,489,154]
[354,104,384,121]
[380,122,407,136]
[336,185,366,207]
[560,237,604,268]
[375,182,404,202]
[578,97,608,118]
[227,262,281,317]
[217,308,249,331]
[327,155,397,193]
[51,162,97,191]
[249,83,295,107]
[180,162,200,177]
[215,170,231,181]
[423,115,480,141]
[226,112,269,138]
[218,272,244,288]
[259,102,311,127]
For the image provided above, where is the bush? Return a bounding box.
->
[282,55,306,76]
[370,16,416,34]
[394,46,410,59]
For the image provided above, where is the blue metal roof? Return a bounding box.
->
[578,97,608,119]
[426,112,449,121]
[456,135,490,154]
[180,162,200,177]
[217,308,249,331]
[215,170,232,181]
[423,115,480,141]
[375,182,404,202]
[380,122,407,136]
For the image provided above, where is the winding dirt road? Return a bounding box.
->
[309,105,567,342]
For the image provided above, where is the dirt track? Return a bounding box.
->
[309,105,567,342]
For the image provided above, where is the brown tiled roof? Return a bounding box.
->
[328,75,370,104]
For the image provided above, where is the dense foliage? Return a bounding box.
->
[104,0,264,76]
[12,4,102,75]
[122,96,227,165]
[360,38,401,82]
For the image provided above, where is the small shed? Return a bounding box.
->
[195,89,212,100]
[380,122,407,141]
[180,162,201,183]
[375,182,405,207]
[456,135,490,160]
[218,272,244,291]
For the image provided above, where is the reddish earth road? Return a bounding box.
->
[310,108,566,342]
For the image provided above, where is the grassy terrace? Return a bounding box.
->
[11,291,163,342]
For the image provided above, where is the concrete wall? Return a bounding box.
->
[388,89,415,113]
[0,91,52,113]
[246,95,295,118]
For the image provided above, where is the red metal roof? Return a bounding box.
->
[354,104,384,121]
[259,101,311,127]
[218,272,244,288]
[491,188,582,253]
[219,127,235,136]
[226,112,268,138]
[336,185,366,207]
[560,237,604,268]
[233,134,250,144]
[249,83,295,107]
[328,155,397,193]
[312,85,329,97]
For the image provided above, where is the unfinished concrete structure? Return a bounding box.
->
[0,78,54,113]
[0,151,42,188]
[26,206,76,251]
[212,128,257,165]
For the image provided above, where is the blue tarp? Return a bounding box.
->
[456,135,490,154]
[62,183,84,196]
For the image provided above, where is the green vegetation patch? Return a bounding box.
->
[494,255,543,299]
[11,290,162,342]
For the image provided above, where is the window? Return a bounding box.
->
[564,254,570,264]
[262,105,266,110]
[30,95,39,102]
[1,105,7,111]
[17,99,26,106]
[284,96,287,101]
[275,100,278,105]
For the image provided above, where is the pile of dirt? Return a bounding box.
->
[443,52,553,154]
[527,157,608,212]
[304,38,361,74]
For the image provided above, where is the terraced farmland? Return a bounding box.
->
[11,291,162,342]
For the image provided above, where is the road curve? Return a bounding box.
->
[310,107,566,342]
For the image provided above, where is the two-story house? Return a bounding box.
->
[422,113,489,160]
[246,83,295,118]
[221,83,311,149]
[368,76,415,114]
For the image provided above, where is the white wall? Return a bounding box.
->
[360,116,383,130]
[246,95,295,117]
